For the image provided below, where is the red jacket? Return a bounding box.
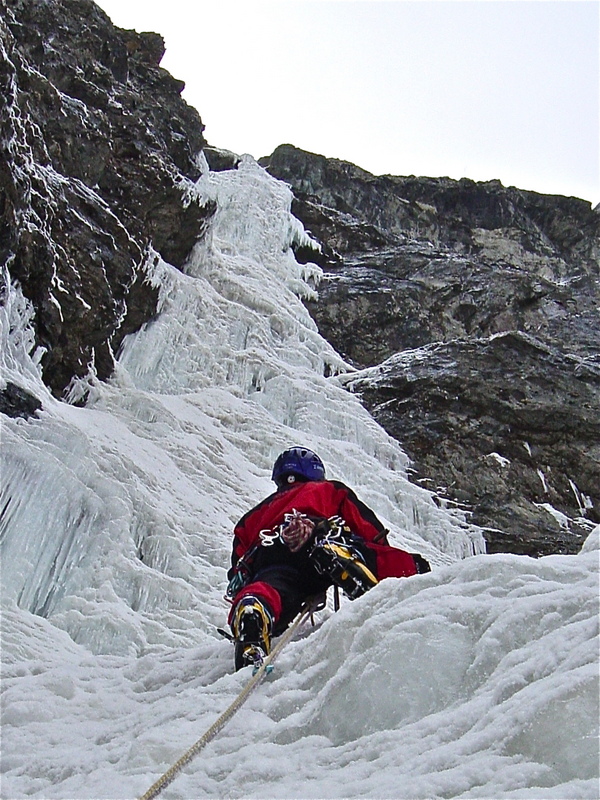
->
[231,479,419,580]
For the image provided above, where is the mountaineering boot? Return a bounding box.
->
[309,532,378,600]
[231,595,273,671]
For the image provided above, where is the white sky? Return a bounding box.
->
[94,1,599,204]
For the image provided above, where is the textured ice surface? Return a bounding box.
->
[1,158,597,799]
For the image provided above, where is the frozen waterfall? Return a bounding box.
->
[1,156,597,799]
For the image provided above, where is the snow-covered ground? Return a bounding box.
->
[1,157,598,799]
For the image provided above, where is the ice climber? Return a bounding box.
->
[227,446,431,670]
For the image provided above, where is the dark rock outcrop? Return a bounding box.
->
[0,381,42,418]
[1,0,215,396]
[262,144,600,556]
[203,146,240,173]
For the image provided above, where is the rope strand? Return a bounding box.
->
[137,604,314,800]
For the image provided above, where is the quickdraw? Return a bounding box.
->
[258,528,281,547]
[225,544,259,599]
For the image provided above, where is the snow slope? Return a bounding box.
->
[1,156,598,799]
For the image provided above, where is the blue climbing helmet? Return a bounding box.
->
[271,447,326,488]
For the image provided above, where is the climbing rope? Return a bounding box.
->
[137,602,316,800]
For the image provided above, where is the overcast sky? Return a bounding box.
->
[94,1,599,205]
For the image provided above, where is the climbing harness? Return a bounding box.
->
[137,601,317,800]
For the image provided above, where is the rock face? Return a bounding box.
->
[1,0,215,395]
[261,144,600,556]
[2,0,598,557]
